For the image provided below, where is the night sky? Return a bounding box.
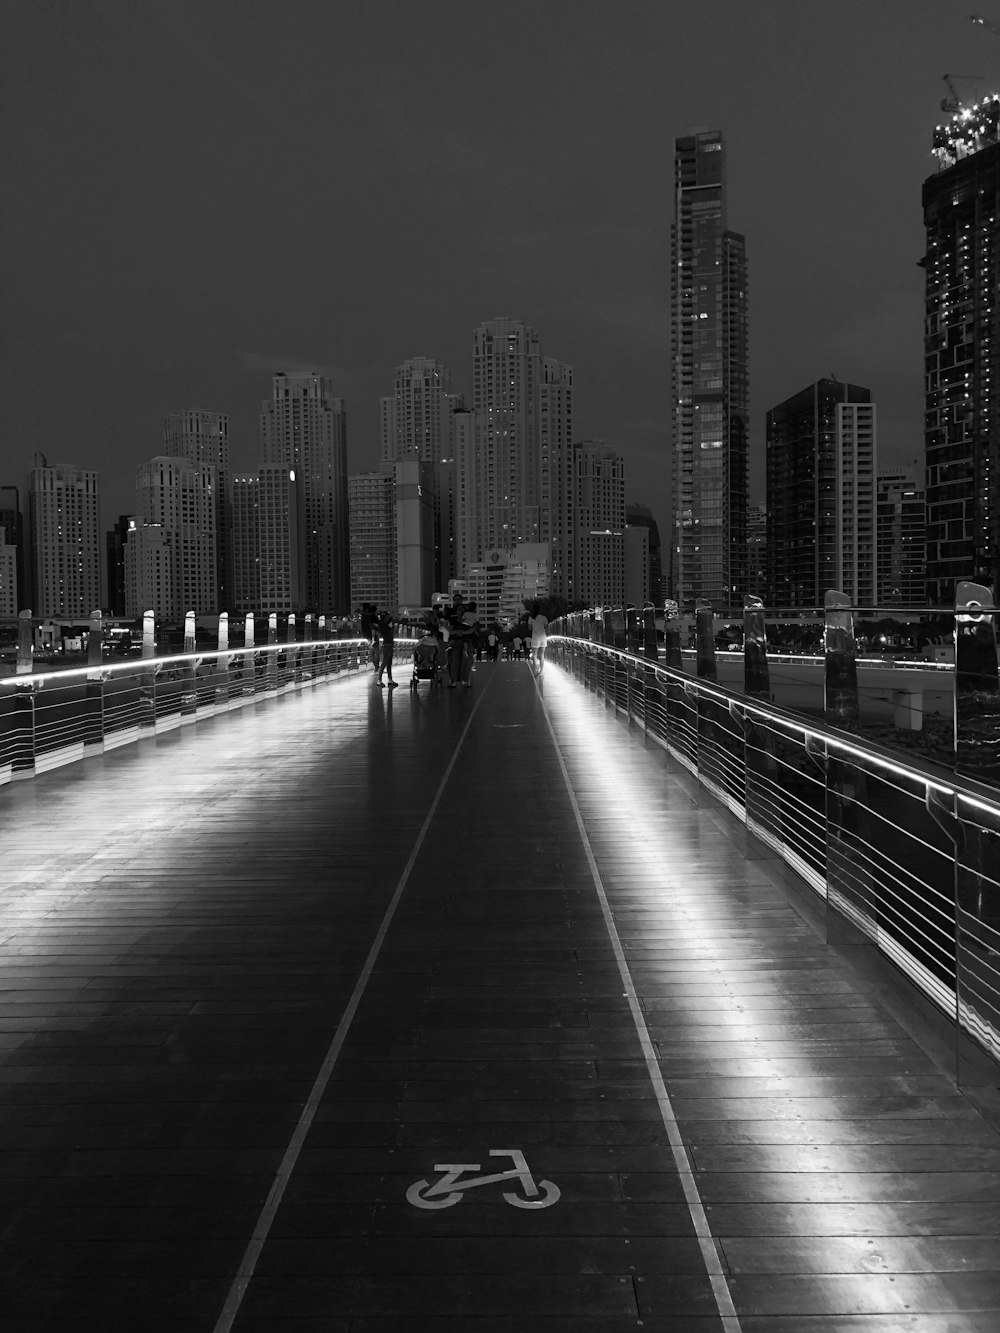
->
[2,0,996,545]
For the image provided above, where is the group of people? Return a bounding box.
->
[359,596,549,691]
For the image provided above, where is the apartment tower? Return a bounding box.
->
[670,130,749,613]
[163,410,231,611]
[28,455,101,617]
[259,372,349,616]
[924,98,1000,600]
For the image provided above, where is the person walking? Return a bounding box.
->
[528,601,549,675]
[375,609,397,688]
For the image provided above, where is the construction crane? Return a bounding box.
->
[941,72,984,112]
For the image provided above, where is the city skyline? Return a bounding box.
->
[4,0,993,546]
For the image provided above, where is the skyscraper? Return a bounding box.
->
[0,485,25,612]
[348,470,396,611]
[670,130,749,613]
[231,476,260,615]
[163,410,231,611]
[573,441,626,609]
[28,455,101,617]
[625,503,663,605]
[466,318,573,588]
[260,372,349,615]
[766,379,876,608]
[127,456,217,619]
[877,470,926,607]
[924,98,1000,600]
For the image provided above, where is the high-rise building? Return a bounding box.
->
[380,358,463,595]
[746,503,767,601]
[127,456,217,619]
[0,485,25,612]
[257,467,299,616]
[624,525,650,607]
[28,455,101,617]
[163,410,231,610]
[380,358,461,464]
[231,476,260,614]
[349,470,396,612]
[105,514,131,616]
[625,503,663,605]
[0,526,17,618]
[465,318,573,588]
[766,380,876,608]
[260,372,349,615]
[573,441,626,608]
[877,470,926,607]
[394,457,436,611]
[670,129,749,613]
[924,98,1000,600]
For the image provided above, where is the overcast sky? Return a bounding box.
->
[2,0,997,542]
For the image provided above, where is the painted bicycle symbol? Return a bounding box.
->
[406,1148,560,1210]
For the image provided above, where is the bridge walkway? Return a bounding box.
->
[0,658,998,1331]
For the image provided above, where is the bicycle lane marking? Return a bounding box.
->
[212,676,495,1333]
[533,671,745,1333]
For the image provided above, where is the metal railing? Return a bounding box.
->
[548,622,1000,1086]
[0,637,410,781]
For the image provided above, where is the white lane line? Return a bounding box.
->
[533,673,744,1332]
[212,679,492,1333]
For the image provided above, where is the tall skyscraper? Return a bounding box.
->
[0,526,17,617]
[163,410,231,611]
[670,129,749,613]
[380,358,461,464]
[231,476,260,614]
[260,372,349,615]
[465,318,573,588]
[105,514,131,617]
[28,455,101,617]
[0,485,25,612]
[349,470,396,611]
[257,467,299,616]
[127,456,217,619]
[380,358,463,595]
[573,441,626,608]
[924,98,1000,600]
[625,503,663,605]
[877,470,926,607]
[766,380,876,608]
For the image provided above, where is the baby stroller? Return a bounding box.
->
[410,636,446,690]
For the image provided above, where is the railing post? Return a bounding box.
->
[139,609,157,732]
[824,590,859,725]
[181,610,198,718]
[695,599,716,680]
[266,613,278,692]
[84,608,105,752]
[241,612,255,698]
[743,594,771,700]
[217,612,231,708]
[954,580,1000,783]
[16,609,33,675]
[642,604,658,662]
[663,600,682,671]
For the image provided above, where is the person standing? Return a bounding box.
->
[375,609,397,688]
[528,601,548,675]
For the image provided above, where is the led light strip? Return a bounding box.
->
[533,669,744,1331]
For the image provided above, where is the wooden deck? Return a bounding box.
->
[0,657,998,1331]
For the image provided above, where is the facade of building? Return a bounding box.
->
[128,456,217,619]
[0,485,25,612]
[624,525,650,608]
[498,542,552,625]
[231,475,260,614]
[260,372,349,615]
[670,129,749,613]
[348,470,396,612]
[394,457,436,611]
[625,503,663,605]
[257,467,299,616]
[105,514,131,616]
[163,410,231,610]
[877,470,927,607]
[465,318,573,592]
[28,455,101,618]
[924,99,1000,601]
[573,441,626,609]
[765,380,876,608]
[123,518,172,621]
[0,527,17,618]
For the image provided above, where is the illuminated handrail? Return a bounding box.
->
[0,637,418,783]
[549,629,1000,1082]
